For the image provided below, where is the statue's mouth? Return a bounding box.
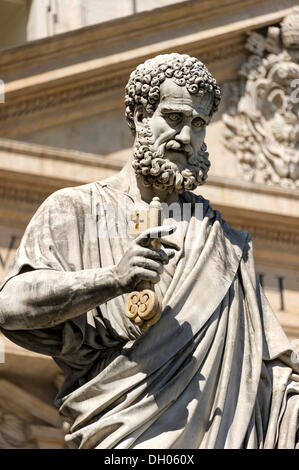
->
[166,149,188,165]
[168,147,185,153]
[167,148,186,155]
[165,141,193,161]
[154,140,194,162]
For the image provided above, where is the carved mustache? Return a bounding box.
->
[165,140,194,158]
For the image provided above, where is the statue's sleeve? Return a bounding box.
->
[0,188,105,374]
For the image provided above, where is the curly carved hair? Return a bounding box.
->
[125,53,221,134]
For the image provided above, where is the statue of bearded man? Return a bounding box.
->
[0,53,298,449]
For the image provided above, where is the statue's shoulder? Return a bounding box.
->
[26,182,105,228]
[39,174,138,219]
[185,190,252,253]
[220,215,251,249]
[48,181,99,199]
[41,181,101,210]
[182,190,210,212]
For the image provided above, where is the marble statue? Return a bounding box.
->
[0,53,298,449]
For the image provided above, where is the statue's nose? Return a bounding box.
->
[175,124,191,145]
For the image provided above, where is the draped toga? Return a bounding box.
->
[0,178,298,449]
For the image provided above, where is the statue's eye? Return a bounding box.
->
[192,117,205,128]
[166,113,182,123]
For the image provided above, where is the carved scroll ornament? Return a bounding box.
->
[223,8,299,189]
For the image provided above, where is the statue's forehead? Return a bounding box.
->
[159,79,213,117]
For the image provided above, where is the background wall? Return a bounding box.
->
[0,0,298,448]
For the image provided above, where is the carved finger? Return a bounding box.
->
[135,225,176,247]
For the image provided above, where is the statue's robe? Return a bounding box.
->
[0,178,298,449]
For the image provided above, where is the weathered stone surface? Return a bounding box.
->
[0,52,298,449]
[1,1,299,450]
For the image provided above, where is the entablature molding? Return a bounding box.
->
[1,0,294,73]
[0,139,298,251]
[0,0,297,138]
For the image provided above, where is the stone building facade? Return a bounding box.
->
[0,0,298,448]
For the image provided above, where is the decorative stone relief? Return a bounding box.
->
[222,8,299,188]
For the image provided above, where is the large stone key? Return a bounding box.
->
[125,197,163,331]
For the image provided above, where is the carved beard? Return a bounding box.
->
[132,120,210,194]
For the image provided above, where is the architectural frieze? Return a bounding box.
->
[0,75,125,122]
[0,183,47,206]
[232,223,299,247]
[0,0,294,72]
[0,43,245,125]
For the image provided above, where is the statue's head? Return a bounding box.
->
[125,53,221,193]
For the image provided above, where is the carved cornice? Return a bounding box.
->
[0,182,48,206]
[0,1,295,139]
[0,74,125,123]
[0,41,245,125]
[230,222,299,247]
[0,139,123,207]
[208,186,299,250]
[0,139,123,227]
[206,175,299,200]
[1,0,294,72]
[0,138,123,170]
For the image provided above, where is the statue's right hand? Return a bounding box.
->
[114,225,177,293]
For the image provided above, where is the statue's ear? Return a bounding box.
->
[133,105,146,132]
